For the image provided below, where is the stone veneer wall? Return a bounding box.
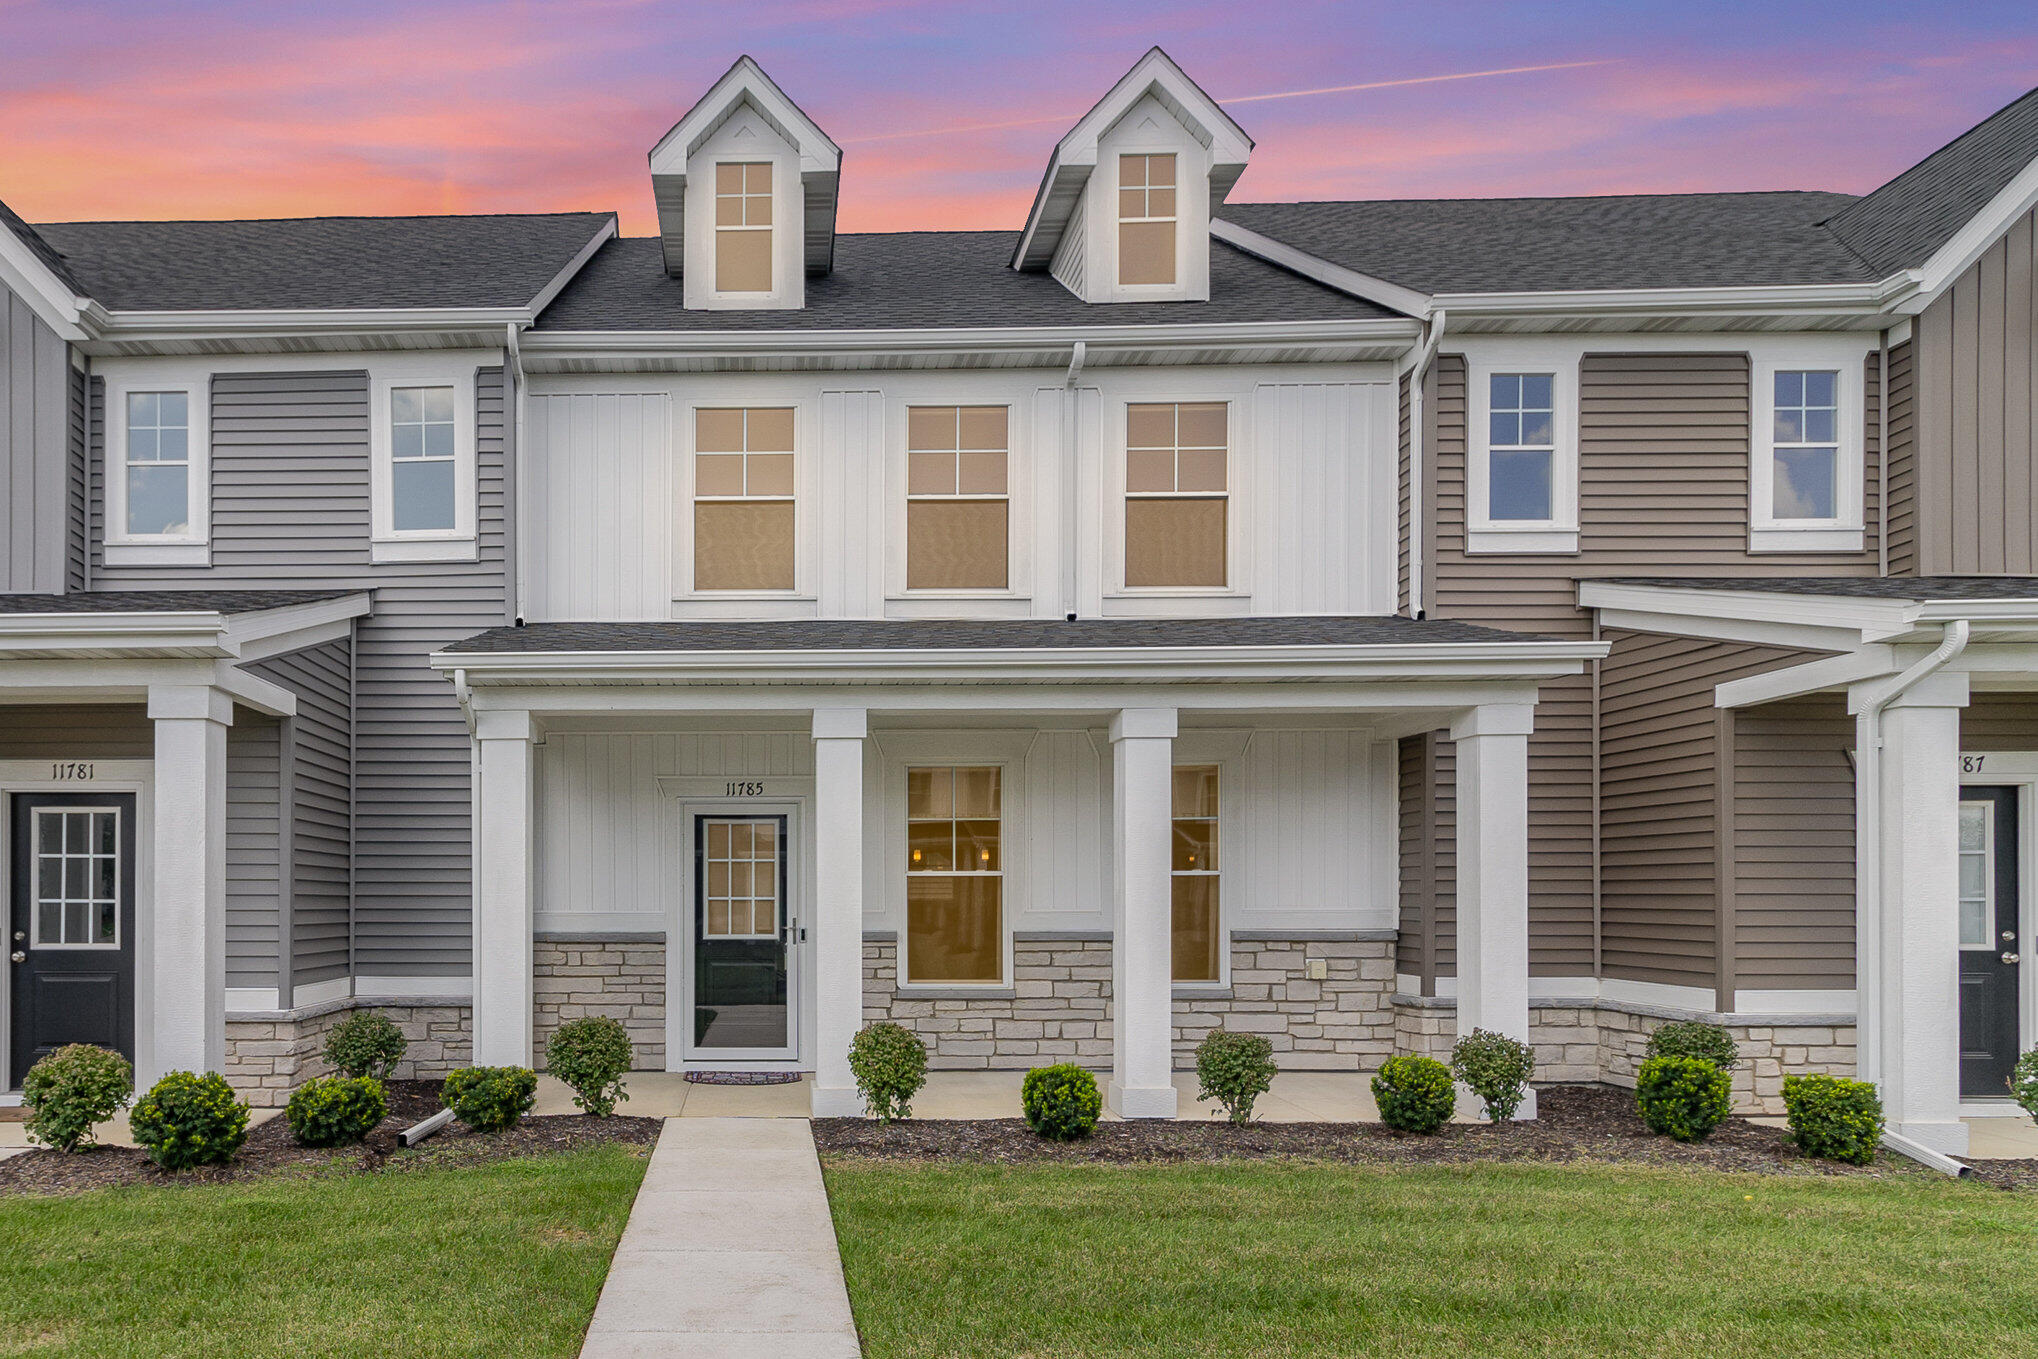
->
[224,1000,472,1107]
[860,933,1398,1069]
[532,937,667,1072]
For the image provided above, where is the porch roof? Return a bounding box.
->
[1580,577,2038,652]
[0,589,358,615]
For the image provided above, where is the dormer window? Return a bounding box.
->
[1118,153,1176,286]
[715,162,774,294]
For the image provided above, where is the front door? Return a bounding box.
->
[1959,787,2021,1100]
[690,813,793,1057]
[9,793,137,1086]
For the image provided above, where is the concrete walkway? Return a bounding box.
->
[579,1118,861,1359]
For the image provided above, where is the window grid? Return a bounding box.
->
[1959,802,1993,950]
[1486,372,1556,523]
[1124,401,1227,588]
[714,161,774,293]
[389,385,457,533]
[701,818,780,941]
[905,766,1004,984]
[32,808,120,948]
[1117,153,1178,287]
[1771,369,1841,522]
[906,406,1011,591]
[124,390,192,537]
[1171,766,1221,983]
[693,407,796,592]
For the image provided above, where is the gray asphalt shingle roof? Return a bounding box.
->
[532,232,1397,330]
[1825,88,2038,274]
[1217,191,1875,295]
[1597,576,2038,602]
[442,615,1545,653]
[0,590,358,614]
[0,195,84,294]
[28,213,613,311]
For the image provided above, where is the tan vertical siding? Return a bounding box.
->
[1730,695,1855,992]
[1910,204,2038,574]
[1885,339,1918,576]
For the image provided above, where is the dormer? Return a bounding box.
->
[1011,48,1252,303]
[648,57,842,310]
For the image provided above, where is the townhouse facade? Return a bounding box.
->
[2,49,2035,1152]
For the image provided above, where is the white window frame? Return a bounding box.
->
[1465,345,1578,554]
[898,400,1019,600]
[899,762,1011,990]
[104,374,210,566]
[1111,394,1242,600]
[370,367,477,563]
[1115,151,1179,290]
[684,401,802,599]
[1750,348,1864,553]
[712,159,776,296]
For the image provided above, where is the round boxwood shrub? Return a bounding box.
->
[324,1009,408,1081]
[547,1016,634,1117]
[285,1075,388,1147]
[1635,1055,1732,1142]
[1783,1073,1884,1165]
[1195,1029,1278,1125]
[848,1022,928,1122]
[1021,1064,1101,1141]
[129,1071,250,1170]
[21,1043,133,1152]
[1450,1028,1536,1122]
[2013,1048,2038,1123]
[1645,1019,1739,1072]
[1372,1054,1456,1134]
[443,1066,538,1133]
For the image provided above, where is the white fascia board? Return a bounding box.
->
[1431,276,1915,323]
[526,216,619,317]
[648,56,842,176]
[1714,646,1902,709]
[1208,219,1430,318]
[1901,151,2038,312]
[0,227,91,340]
[1916,600,2038,625]
[94,306,534,342]
[0,611,233,658]
[1580,580,1917,645]
[221,593,373,662]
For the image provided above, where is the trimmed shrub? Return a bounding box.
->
[1635,1055,1732,1142]
[286,1075,388,1147]
[1195,1029,1278,1125]
[1372,1054,1456,1134]
[2013,1048,2038,1123]
[1783,1073,1884,1165]
[21,1044,133,1152]
[848,1022,929,1123]
[324,1010,408,1081]
[1450,1028,1536,1122]
[1645,1019,1739,1072]
[547,1016,634,1117]
[129,1071,249,1170]
[443,1066,538,1133]
[1021,1064,1101,1141]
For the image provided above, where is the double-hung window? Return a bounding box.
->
[389,387,457,532]
[1125,401,1227,588]
[123,391,193,537]
[106,377,208,563]
[1171,766,1221,983]
[1487,374,1556,522]
[1749,356,1863,551]
[715,162,773,294]
[1466,352,1577,553]
[904,766,1003,984]
[1118,153,1177,286]
[907,405,1008,590]
[694,407,796,591]
[370,367,475,562]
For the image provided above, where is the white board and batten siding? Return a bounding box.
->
[534,726,1399,938]
[521,365,1398,622]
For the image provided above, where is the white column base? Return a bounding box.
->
[1892,1120,1970,1157]
[810,1083,864,1119]
[1108,1080,1179,1121]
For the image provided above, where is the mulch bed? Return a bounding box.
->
[815,1083,1966,1185]
[0,1080,660,1200]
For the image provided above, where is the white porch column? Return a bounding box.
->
[1109,707,1178,1119]
[811,707,868,1117]
[472,708,536,1068]
[1448,702,1536,1119]
[1873,672,1970,1155]
[144,684,232,1086]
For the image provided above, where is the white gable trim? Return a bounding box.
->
[1209,219,1430,318]
[0,223,91,341]
[1895,149,2038,313]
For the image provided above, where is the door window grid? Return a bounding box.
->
[701,818,780,941]
[1960,801,1994,950]
[1172,766,1221,982]
[905,766,1004,984]
[31,808,120,948]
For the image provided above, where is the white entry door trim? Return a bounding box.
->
[1959,751,2038,1115]
[672,796,810,1069]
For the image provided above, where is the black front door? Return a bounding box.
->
[9,793,137,1086]
[1959,786,2021,1100]
[692,814,791,1053]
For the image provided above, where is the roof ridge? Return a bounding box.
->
[34,210,614,229]
[1225,188,1859,210]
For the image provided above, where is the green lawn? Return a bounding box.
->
[0,1144,647,1358]
[825,1160,2038,1358]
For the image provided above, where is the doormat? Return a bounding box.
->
[683,1071,803,1086]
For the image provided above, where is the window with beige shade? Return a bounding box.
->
[907,405,1009,590]
[905,766,1003,984]
[1172,766,1221,982]
[694,407,795,591]
[1118,153,1176,286]
[715,162,773,293]
[1125,401,1227,588]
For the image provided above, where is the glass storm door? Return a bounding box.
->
[9,794,138,1086]
[691,814,792,1056]
[1959,788,2021,1100]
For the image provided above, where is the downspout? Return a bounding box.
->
[1404,309,1446,619]
[506,321,528,625]
[1853,619,1969,1114]
[1061,340,1087,619]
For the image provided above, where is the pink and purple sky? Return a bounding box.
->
[4,0,2035,236]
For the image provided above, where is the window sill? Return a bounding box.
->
[1465,527,1579,555]
[894,985,1016,1000]
[371,537,477,565]
[1748,526,1864,553]
[1172,983,1232,1000]
[104,542,210,568]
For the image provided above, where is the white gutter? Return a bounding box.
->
[1853,619,1970,1107]
[1401,309,1446,618]
[1062,340,1087,619]
[1431,275,1918,318]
